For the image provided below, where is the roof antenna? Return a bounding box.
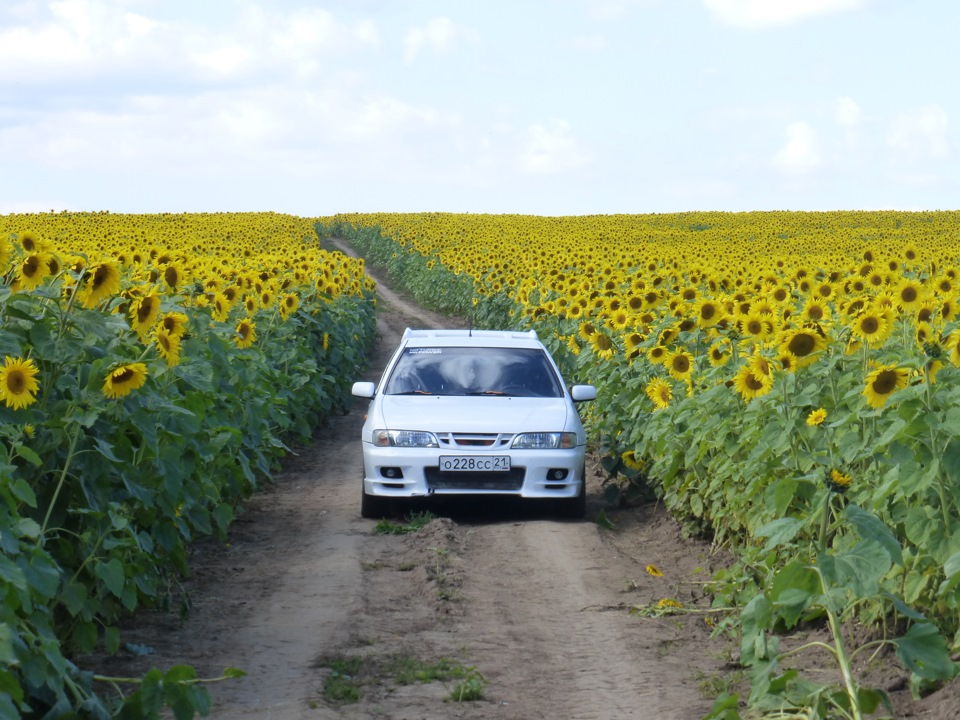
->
[468,317,473,337]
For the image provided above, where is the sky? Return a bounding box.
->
[0,0,956,216]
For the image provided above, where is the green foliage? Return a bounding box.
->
[331,223,960,718]
[373,511,436,535]
[0,246,376,716]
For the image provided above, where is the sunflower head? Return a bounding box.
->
[826,468,853,494]
[0,357,41,410]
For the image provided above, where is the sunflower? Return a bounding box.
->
[733,364,773,401]
[155,328,182,367]
[849,306,891,347]
[102,363,149,399]
[666,349,694,382]
[739,312,773,343]
[826,468,853,494]
[0,357,41,410]
[694,299,723,328]
[896,279,925,311]
[280,292,300,320]
[778,327,828,369]
[212,292,232,322]
[707,338,731,367]
[588,331,616,361]
[17,230,51,254]
[161,261,186,292]
[129,291,161,336]
[645,377,673,410]
[806,408,827,426]
[862,364,909,409]
[159,311,189,338]
[621,450,645,471]
[647,345,669,366]
[800,297,831,323]
[80,261,122,308]
[16,252,53,291]
[235,319,257,349]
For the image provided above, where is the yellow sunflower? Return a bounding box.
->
[806,408,827,426]
[645,377,673,410]
[733,364,774,401]
[862,364,909,409]
[159,311,189,338]
[666,349,694,382]
[707,338,731,367]
[849,306,891,347]
[0,357,41,410]
[16,253,54,291]
[778,326,828,369]
[80,261,122,309]
[129,291,162,336]
[155,329,182,368]
[235,319,257,349]
[102,363,149,399]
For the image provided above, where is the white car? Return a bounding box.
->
[352,328,597,518]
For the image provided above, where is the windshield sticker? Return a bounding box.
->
[408,348,442,354]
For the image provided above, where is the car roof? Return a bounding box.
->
[400,328,543,349]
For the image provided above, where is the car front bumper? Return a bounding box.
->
[360,443,586,499]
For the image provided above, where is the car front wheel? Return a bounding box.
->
[556,468,586,519]
[361,484,391,519]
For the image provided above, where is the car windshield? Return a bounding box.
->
[383,346,564,397]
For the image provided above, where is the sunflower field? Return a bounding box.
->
[0,212,375,717]
[321,211,960,718]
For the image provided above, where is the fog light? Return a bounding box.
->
[381,467,404,479]
[549,468,568,480]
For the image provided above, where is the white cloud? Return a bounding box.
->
[703,0,868,29]
[886,105,949,162]
[404,17,458,64]
[835,96,861,127]
[572,33,608,51]
[518,120,593,174]
[774,121,822,173]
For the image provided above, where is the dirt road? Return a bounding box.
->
[99,257,737,720]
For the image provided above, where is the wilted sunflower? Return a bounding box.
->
[102,363,148,399]
[645,377,673,410]
[235,319,257,348]
[862,364,909,409]
[0,357,41,409]
[733,364,773,401]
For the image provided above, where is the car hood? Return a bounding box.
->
[376,395,574,433]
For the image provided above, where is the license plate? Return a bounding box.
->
[438,455,511,472]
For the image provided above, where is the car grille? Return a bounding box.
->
[436,432,515,449]
[425,467,525,491]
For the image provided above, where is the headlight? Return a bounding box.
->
[511,432,577,449]
[372,430,439,448]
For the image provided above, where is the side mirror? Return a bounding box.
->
[352,381,376,398]
[570,384,597,402]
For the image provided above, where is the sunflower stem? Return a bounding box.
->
[38,424,81,543]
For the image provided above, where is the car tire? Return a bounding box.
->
[556,467,586,519]
[361,484,391,519]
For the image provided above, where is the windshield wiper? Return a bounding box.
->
[390,390,434,395]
